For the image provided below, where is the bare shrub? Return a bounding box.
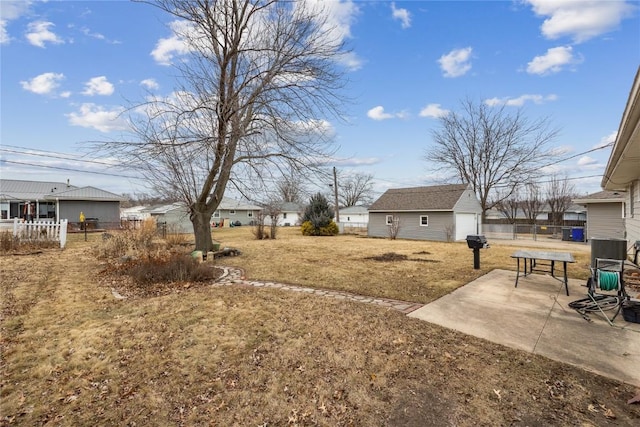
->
[95,232,130,259]
[388,215,400,240]
[132,218,157,253]
[165,225,191,248]
[252,210,268,240]
[1,231,17,252]
[122,253,219,285]
[0,230,58,252]
[445,224,454,242]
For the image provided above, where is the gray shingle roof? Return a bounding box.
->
[573,190,626,204]
[369,184,469,211]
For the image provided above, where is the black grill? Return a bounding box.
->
[466,235,489,249]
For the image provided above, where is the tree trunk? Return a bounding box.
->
[191,210,214,252]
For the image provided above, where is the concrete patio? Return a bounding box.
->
[409,269,640,387]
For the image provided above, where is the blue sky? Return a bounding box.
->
[1,0,639,201]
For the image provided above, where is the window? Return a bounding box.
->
[420,215,429,226]
[386,215,393,225]
[283,212,287,219]
[229,210,236,215]
[213,211,220,218]
[247,211,253,218]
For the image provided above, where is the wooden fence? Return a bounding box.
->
[12,218,68,248]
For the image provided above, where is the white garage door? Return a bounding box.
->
[455,213,477,241]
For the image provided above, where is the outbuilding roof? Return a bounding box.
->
[573,190,626,205]
[369,183,470,212]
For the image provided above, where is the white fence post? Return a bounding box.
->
[59,219,68,248]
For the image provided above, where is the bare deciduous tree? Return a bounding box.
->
[521,183,544,225]
[546,174,576,227]
[424,98,559,220]
[338,172,375,207]
[493,191,521,239]
[97,0,349,251]
[277,171,307,204]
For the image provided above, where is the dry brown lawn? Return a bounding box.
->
[213,227,592,304]
[1,229,638,426]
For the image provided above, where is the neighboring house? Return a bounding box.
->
[120,205,152,221]
[338,205,369,225]
[601,66,640,247]
[146,203,193,233]
[147,197,263,232]
[0,179,126,228]
[573,191,626,240]
[264,201,303,227]
[212,197,263,226]
[368,183,482,242]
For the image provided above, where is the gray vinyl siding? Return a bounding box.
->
[586,203,625,240]
[59,200,121,227]
[368,211,454,241]
[452,189,483,213]
[625,179,640,245]
[215,209,256,225]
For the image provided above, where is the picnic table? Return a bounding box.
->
[511,250,575,296]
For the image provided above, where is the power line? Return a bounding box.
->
[1,159,141,179]
[0,147,118,167]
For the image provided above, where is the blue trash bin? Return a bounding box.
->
[571,227,584,242]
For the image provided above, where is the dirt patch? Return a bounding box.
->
[365,252,441,263]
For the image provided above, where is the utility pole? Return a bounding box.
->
[333,166,340,223]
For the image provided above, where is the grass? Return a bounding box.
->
[212,227,592,304]
[1,228,637,426]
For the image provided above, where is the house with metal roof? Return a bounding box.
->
[0,179,126,229]
[367,183,482,242]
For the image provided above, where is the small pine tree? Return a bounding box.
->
[301,193,338,236]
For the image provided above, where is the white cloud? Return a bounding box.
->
[20,72,65,95]
[391,2,411,29]
[140,78,159,90]
[0,21,8,45]
[438,47,472,78]
[594,131,617,148]
[151,20,194,65]
[484,94,558,107]
[367,105,407,121]
[1,0,33,44]
[82,76,114,96]
[526,46,580,75]
[419,103,449,118]
[577,155,597,166]
[547,145,573,156]
[26,21,64,48]
[67,103,128,133]
[525,0,636,43]
[332,157,382,167]
[151,1,361,69]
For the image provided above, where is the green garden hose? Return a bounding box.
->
[598,271,619,291]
